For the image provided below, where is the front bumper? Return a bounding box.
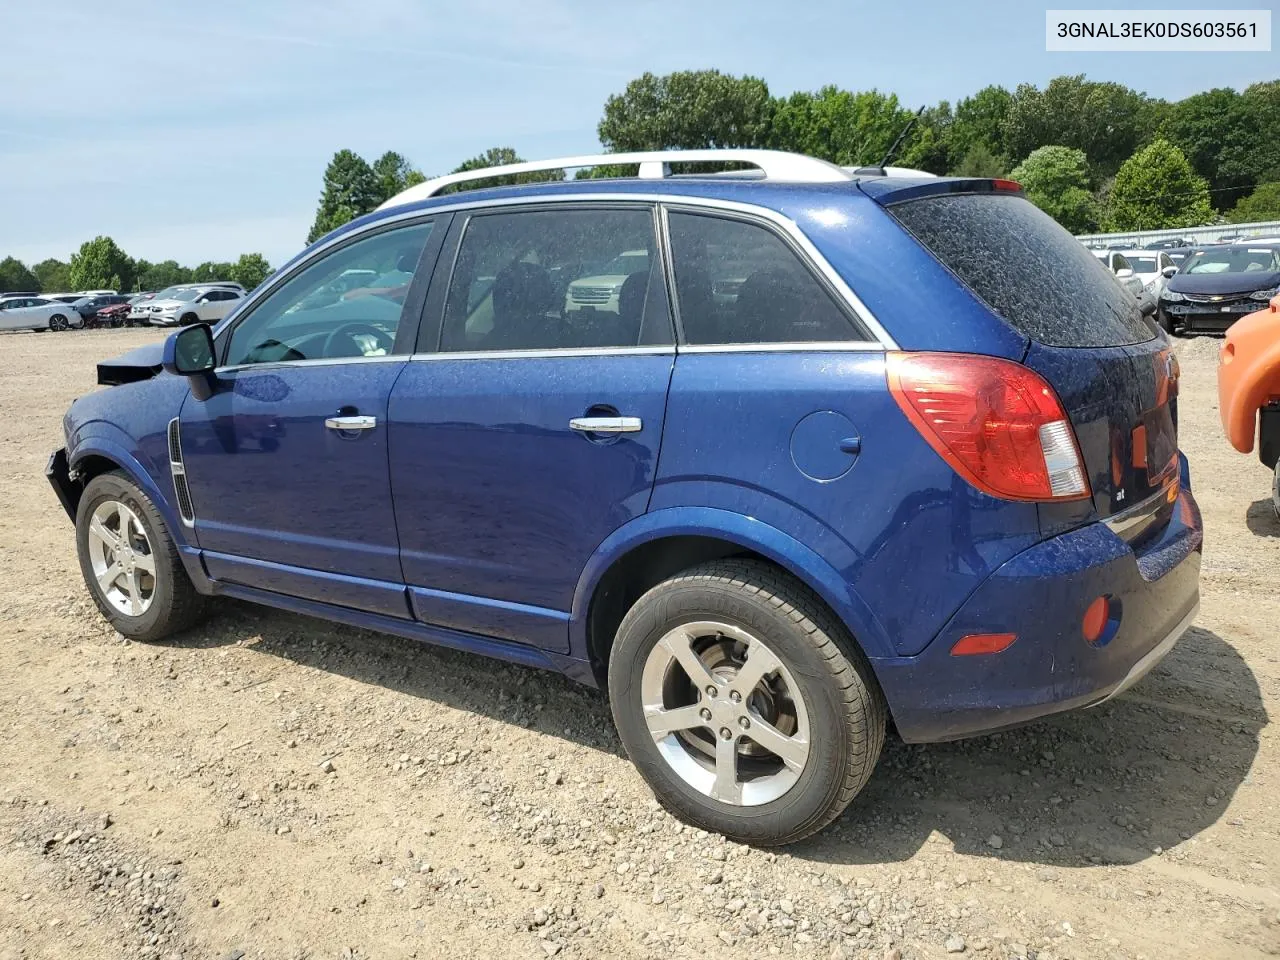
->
[46,448,79,520]
[873,456,1203,743]
[1162,299,1261,333]
[149,315,179,327]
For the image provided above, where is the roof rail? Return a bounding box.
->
[379,149,854,210]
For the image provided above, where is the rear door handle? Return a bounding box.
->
[325,415,377,431]
[569,416,642,434]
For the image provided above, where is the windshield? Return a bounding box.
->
[1128,256,1157,273]
[155,286,184,299]
[600,252,649,275]
[172,288,202,302]
[1185,248,1280,274]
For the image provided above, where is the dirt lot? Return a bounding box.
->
[0,328,1277,960]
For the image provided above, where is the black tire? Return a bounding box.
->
[180,313,199,326]
[49,314,68,331]
[608,559,886,845]
[75,470,208,642]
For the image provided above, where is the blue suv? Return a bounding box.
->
[47,150,1203,845]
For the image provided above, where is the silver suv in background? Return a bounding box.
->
[129,283,245,325]
[147,284,245,327]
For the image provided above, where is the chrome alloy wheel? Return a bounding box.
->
[640,620,811,806]
[86,500,156,616]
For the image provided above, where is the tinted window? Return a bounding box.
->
[440,208,663,352]
[667,212,863,345]
[889,193,1153,348]
[225,221,432,365]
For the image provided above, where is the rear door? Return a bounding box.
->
[387,204,674,652]
[884,190,1176,526]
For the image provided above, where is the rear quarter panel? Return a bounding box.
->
[652,351,1044,656]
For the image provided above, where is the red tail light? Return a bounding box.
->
[887,352,1091,502]
[991,178,1022,192]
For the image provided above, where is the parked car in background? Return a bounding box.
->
[1092,249,1151,309]
[1,290,40,299]
[48,149,1202,846]
[1165,247,1194,268]
[1217,294,1280,516]
[42,293,86,304]
[1158,244,1280,335]
[0,296,83,331]
[146,284,244,326]
[1113,249,1178,297]
[95,301,134,327]
[75,294,132,326]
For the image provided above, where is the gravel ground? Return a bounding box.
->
[1,328,1277,960]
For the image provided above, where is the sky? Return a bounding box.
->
[1,0,1275,272]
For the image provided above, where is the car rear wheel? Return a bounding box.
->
[608,559,885,845]
[49,314,68,331]
[76,470,208,642]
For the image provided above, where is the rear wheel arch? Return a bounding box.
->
[582,529,887,693]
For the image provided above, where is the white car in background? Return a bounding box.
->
[0,296,84,331]
[1113,249,1179,297]
[147,284,245,327]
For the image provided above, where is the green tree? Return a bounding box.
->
[950,85,1013,161]
[69,236,135,293]
[229,253,272,291]
[1004,75,1161,178]
[1162,88,1262,211]
[953,143,1006,178]
[191,261,235,283]
[769,86,917,166]
[1227,182,1280,223]
[898,102,953,174]
[137,260,191,291]
[307,149,383,243]
[32,258,72,293]
[1009,146,1098,232]
[598,70,773,151]
[0,256,39,293]
[371,151,426,204]
[1104,138,1213,231]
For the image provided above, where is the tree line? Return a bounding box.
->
[310,71,1280,238]
[0,237,273,297]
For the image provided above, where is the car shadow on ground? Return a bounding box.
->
[178,606,1264,868]
[1245,498,1279,536]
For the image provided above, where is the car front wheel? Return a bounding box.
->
[608,559,886,845]
[76,470,208,642]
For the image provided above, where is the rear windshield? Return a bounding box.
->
[889,192,1154,348]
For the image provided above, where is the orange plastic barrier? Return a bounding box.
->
[1217,296,1280,454]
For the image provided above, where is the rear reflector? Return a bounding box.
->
[1082,596,1110,643]
[951,632,1017,656]
[887,352,1092,502]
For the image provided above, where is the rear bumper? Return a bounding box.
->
[872,456,1203,743]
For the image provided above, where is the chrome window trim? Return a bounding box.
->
[215,192,897,362]
[678,341,887,354]
[410,346,675,362]
[215,354,405,375]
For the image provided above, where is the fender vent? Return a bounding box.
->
[167,418,183,463]
[167,418,194,525]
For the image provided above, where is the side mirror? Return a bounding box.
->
[163,324,217,400]
[1162,265,1178,278]
[1115,267,1135,279]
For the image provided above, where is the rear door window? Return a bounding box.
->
[888,193,1153,348]
[666,211,869,345]
[439,206,667,352]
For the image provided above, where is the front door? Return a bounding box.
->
[388,205,674,651]
[179,217,442,617]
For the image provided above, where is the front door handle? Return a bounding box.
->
[569,416,642,434]
[325,415,377,431]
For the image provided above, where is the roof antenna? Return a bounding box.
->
[850,106,925,177]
